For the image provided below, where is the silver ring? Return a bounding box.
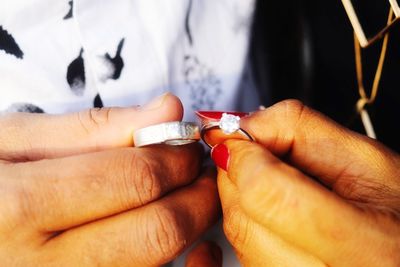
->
[134,121,200,147]
[200,113,254,148]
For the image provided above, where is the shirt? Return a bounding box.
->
[0,1,260,266]
[0,0,260,119]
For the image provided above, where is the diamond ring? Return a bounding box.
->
[196,111,254,148]
[134,121,200,147]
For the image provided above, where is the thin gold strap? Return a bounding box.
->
[354,8,394,112]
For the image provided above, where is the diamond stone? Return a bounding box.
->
[219,113,240,134]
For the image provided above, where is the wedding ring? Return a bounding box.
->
[199,112,254,148]
[134,121,200,147]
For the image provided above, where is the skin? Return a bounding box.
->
[213,100,400,266]
[185,241,222,267]
[0,93,220,266]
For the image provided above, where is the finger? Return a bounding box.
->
[185,241,222,267]
[215,140,400,267]
[218,170,325,267]
[0,93,183,161]
[8,143,203,232]
[41,169,221,267]
[241,100,400,207]
[196,111,250,147]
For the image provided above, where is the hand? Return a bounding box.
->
[185,241,222,267]
[0,93,220,266]
[212,100,400,266]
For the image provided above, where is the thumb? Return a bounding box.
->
[211,140,400,267]
[0,92,183,161]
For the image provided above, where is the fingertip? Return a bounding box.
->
[206,241,223,266]
[128,93,184,129]
[156,92,184,121]
[83,93,184,149]
[185,241,222,267]
[239,100,304,156]
[211,144,230,172]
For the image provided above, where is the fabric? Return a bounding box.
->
[0,0,260,266]
[0,0,260,122]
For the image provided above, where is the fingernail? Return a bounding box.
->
[140,92,170,111]
[211,144,230,171]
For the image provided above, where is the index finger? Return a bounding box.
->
[241,100,400,205]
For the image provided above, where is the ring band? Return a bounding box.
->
[199,113,254,148]
[134,121,200,147]
[200,123,253,148]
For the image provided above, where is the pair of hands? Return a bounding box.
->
[0,94,220,266]
[211,100,400,266]
[1,93,399,266]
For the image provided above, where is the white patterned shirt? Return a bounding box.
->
[0,1,260,266]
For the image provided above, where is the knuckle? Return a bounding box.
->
[223,207,252,253]
[0,114,36,161]
[273,99,307,125]
[88,107,112,126]
[77,107,113,134]
[262,99,309,150]
[145,205,186,261]
[2,164,62,231]
[117,150,163,208]
[11,179,41,229]
[274,99,305,113]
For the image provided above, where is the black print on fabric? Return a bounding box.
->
[184,55,222,110]
[63,0,73,20]
[0,26,23,59]
[6,103,44,113]
[67,48,86,96]
[93,93,104,108]
[185,0,194,46]
[100,38,125,82]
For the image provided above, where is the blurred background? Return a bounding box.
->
[249,0,400,153]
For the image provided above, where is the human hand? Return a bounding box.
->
[0,93,220,266]
[211,100,400,266]
[185,241,222,267]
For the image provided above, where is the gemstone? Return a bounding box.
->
[219,113,240,134]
